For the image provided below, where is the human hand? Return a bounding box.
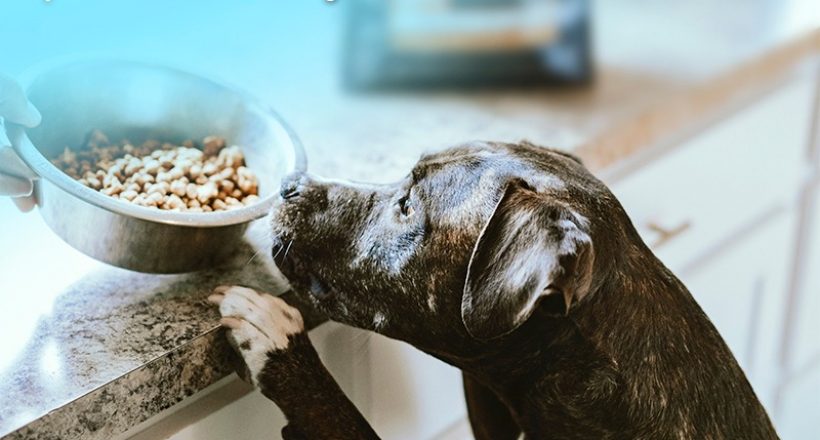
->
[0,74,41,212]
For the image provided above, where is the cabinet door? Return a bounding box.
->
[681,213,796,414]
[610,77,813,275]
[788,188,820,374]
[365,334,467,440]
[776,367,820,440]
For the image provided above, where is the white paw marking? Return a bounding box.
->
[209,285,304,385]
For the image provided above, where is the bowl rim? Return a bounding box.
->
[12,58,306,228]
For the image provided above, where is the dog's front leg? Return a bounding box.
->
[463,373,521,440]
[209,286,379,440]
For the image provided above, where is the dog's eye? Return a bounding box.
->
[398,195,414,216]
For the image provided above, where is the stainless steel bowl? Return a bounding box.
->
[10,60,305,273]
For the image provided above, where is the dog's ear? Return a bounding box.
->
[462,179,594,340]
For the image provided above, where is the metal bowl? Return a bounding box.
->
[10,60,305,273]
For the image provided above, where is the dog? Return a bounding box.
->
[208,141,778,439]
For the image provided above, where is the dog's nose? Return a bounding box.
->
[279,172,305,199]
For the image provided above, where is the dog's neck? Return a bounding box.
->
[573,248,728,379]
[451,247,752,427]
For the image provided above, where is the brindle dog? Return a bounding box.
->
[209,141,778,439]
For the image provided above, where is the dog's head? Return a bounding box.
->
[272,141,626,353]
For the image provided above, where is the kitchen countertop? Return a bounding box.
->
[1,1,818,439]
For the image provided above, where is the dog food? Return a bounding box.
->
[52,130,260,212]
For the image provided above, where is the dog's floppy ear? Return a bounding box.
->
[462,179,594,340]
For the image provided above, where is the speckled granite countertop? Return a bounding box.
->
[0,217,325,440]
[1,1,818,439]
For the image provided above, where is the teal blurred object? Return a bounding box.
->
[344,0,592,89]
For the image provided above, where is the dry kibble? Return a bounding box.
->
[236,166,257,194]
[124,158,142,176]
[52,132,261,212]
[189,164,202,179]
[120,190,139,201]
[142,159,161,175]
[213,199,228,211]
[186,183,198,200]
[156,171,172,183]
[221,167,236,180]
[183,147,203,159]
[159,155,175,169]
[196,181,218,204]
[108,164,122,178]
[101,173,114,187]
[170,180,187,197]
[144,192,163,207]
[168,166,185,180]
[147,182,169,196]
[101,181,123,196]
[220,179,235,193]
[163,194,185,210]
[217,146,244,169]
[134,173,154,186]
[202,162,218,177]
[203,135,225,157]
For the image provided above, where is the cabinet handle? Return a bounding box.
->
[646,219,692,248]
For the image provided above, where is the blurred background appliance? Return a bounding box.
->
[344,0,592,89]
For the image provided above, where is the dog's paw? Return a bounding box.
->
[208,285,304,385]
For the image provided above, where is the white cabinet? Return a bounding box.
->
[777,367,820,440]
[681,213,796,412]
[365,333,466,440]
[155,382,286,440]
[610,77,814,275]
[775,186,820,438]
[787,188,820,374]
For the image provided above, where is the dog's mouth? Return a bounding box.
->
[307,273,336,299]
[272,234,338,301]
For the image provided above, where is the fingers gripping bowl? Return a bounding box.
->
[10,60,305,273]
